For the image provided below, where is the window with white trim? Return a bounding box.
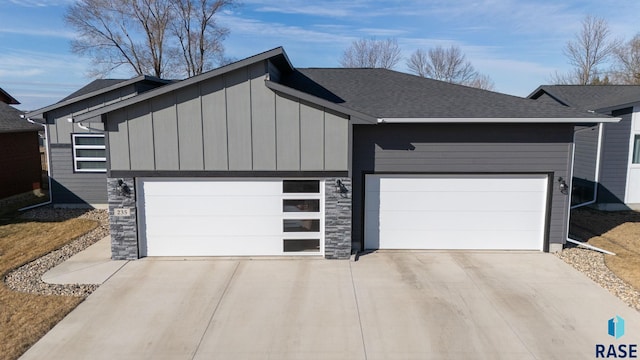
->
[72,134,106,172]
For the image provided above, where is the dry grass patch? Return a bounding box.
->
[0,218,97,360]
[570,208,640,292]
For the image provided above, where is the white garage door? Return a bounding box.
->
[364,174,548,250]
[138,178,324,256]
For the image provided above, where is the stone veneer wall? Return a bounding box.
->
[324,177,352,259]
[107,177,139,260]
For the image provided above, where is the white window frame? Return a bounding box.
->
[72,133,106,173]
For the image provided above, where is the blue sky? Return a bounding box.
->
[2,0,640,111]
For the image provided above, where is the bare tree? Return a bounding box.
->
[554,15,620,85]
[65,0,233,78]
[407,46,494,90]
[171,0,231,77]
[340,38,402,69]
[611,34,640,84]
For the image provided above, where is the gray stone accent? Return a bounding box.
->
[324,177,352,259]
[107,177,139,260]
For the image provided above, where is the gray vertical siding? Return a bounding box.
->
[572,125,599,204]
[201,77,228,170]
[49,145,107,204]
[352,123,575,250]
[177,86,204,170]
[275,93,301,170]
[105,61,349,172]
[151,94,179,170]
[598,108,632,203]
[573,125,600,181]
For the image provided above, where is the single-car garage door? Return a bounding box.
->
[364,174,548,250]
[138,178,324,256]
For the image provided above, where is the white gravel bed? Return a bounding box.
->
[556,246,640,312]
[3,206,109,298]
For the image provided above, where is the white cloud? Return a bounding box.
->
[0,27,76,39]
[8,0,74,7]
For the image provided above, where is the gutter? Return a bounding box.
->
[18,115,52,210]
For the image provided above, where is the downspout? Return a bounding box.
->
[566,238,615,255]
[571,123,603,209]
[18,116,52,210]
[566,125,613,255]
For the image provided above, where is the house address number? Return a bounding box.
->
[114,208,131,217]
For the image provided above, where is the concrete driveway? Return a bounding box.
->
[21,252,640,359]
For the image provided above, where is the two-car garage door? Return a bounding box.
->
[364,174,549,251]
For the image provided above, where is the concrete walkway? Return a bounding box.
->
[42,236,127,285]
[21,251,640,359]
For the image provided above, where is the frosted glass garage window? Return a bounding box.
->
[73,134,106,172]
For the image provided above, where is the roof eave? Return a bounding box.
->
[25,75,170,118]
[377,117,620,124]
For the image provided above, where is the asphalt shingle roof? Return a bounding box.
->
[59,79,129,102]
[530,85,640,111]
[0,102,41,133]
[283,68,606,119]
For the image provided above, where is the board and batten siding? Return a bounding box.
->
[352,123,575,249]
[106,62,349,172]
[48,145,107,204]
[598,108,632,203]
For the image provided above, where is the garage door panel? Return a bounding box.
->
[365,174,547,251]
[376,191,546,212]
[142,180,282,196]
[373,211,545,231]
[374,175,546,192]
[143,197,282,216]
[377,230,543,250]
[146,236,283,257]
[145,217,282,237]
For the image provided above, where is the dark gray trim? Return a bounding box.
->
[50,143,73,149]
[108,170,348,178]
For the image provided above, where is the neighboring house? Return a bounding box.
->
[73,47,613,260]
[0,89,42,199]
[25,76,170,207]
[529,86,640,210]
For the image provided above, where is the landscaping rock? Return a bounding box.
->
[4,206,109,298]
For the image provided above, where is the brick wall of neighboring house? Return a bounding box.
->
[0,131,42,199]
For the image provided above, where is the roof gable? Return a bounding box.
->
[529,85,640,112]
[0,87,19,105]
[74,47,293,122]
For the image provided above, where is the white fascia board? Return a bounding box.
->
[376,117,621,124]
